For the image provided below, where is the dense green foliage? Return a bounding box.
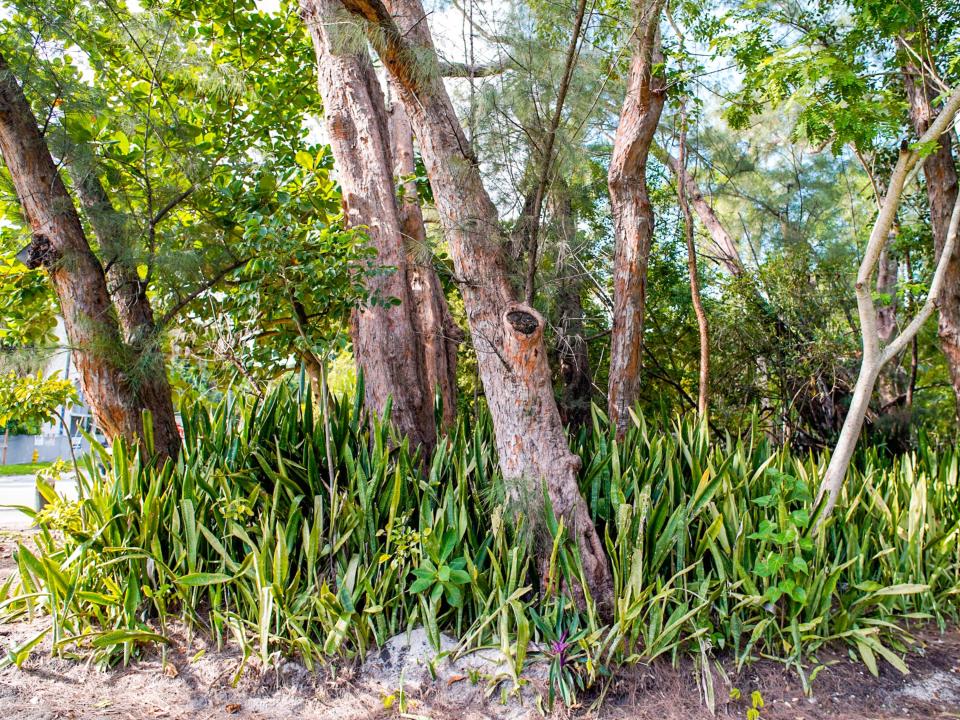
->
[0,371,77,429]
[2,0,960,710]
[2,0,958,443]
[3,387,957,703]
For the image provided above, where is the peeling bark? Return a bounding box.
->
[606,0,666,436]
[0,53,177,460]
[302,0,435,453]
[386,92,463,430]
[331,0,614,609]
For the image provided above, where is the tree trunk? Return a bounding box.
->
[875,243,899,344]
[817,85,960,523]
[0,52,177,460]
[676,114,710,419]
[300,350,326,405]
[332,0,614,609]
[302,0,436,453]
[386,91,463,430]
[69,161,180,461]
[874,241,908,444]
[553,192,593,427]
[652,143,745,277]
[903,59,960,416]
[606,0,666,436]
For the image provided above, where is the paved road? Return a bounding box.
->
[0,474,79,529]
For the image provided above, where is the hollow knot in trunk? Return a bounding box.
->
[506,310,539,335]
[21,234,59,270]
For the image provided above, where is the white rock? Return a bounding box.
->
[360,628,547,719]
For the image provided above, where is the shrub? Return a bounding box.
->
[1,385,958,702]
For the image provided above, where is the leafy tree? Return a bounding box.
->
[0,371,77,430]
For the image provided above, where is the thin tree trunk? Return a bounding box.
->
[302,0,436,453]
[875,243,898,343]
[553,191,593,427]
[906,250,919,409]
[817,85,960,523]
[69,161,180,461]
[386,91,463,430]
[522,0,589,305]
[903,57,960,417]
[820,200,958,521]
[676,112,710,418]
[606,0,666,436]
[333,0,614,609]
[0,52,174,460]
[69,163,148,339]
[654,141,851,441]
[301,350,326,405]
[874,240,904,421]
[652,143,745,277]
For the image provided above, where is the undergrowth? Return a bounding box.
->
[1,384,958,707]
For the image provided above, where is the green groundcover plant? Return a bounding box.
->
[1,384,958,706]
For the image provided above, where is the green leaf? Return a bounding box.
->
[92,630,169,648]
[295,150,315,170]
[176,572,232,587]
[409,577,433,594]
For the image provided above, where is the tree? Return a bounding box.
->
[719,0,960,424]
[901,35,960,416]
[0,257,57,352]
[68,158,181,460]
[0,370,77,464]
[0,51,180,459]
[675,108,710,418]
[167,147,377,397]
[651,142,746,278]
[2,0,345,418]
[606,0,666,436]
[519,0,589,306]
[301,0,436,452]
[386,92,463,430]
[330,0,614,607]
[552,187,594,427]
[817,86,960,521]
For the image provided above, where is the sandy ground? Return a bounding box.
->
[1,530,959,720]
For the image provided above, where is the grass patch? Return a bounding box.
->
[0,462,50,477]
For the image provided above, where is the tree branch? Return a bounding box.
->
[150,184,195,228]
[157,256,249,327]
[882,189,960,363]
[439,58,508,77]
